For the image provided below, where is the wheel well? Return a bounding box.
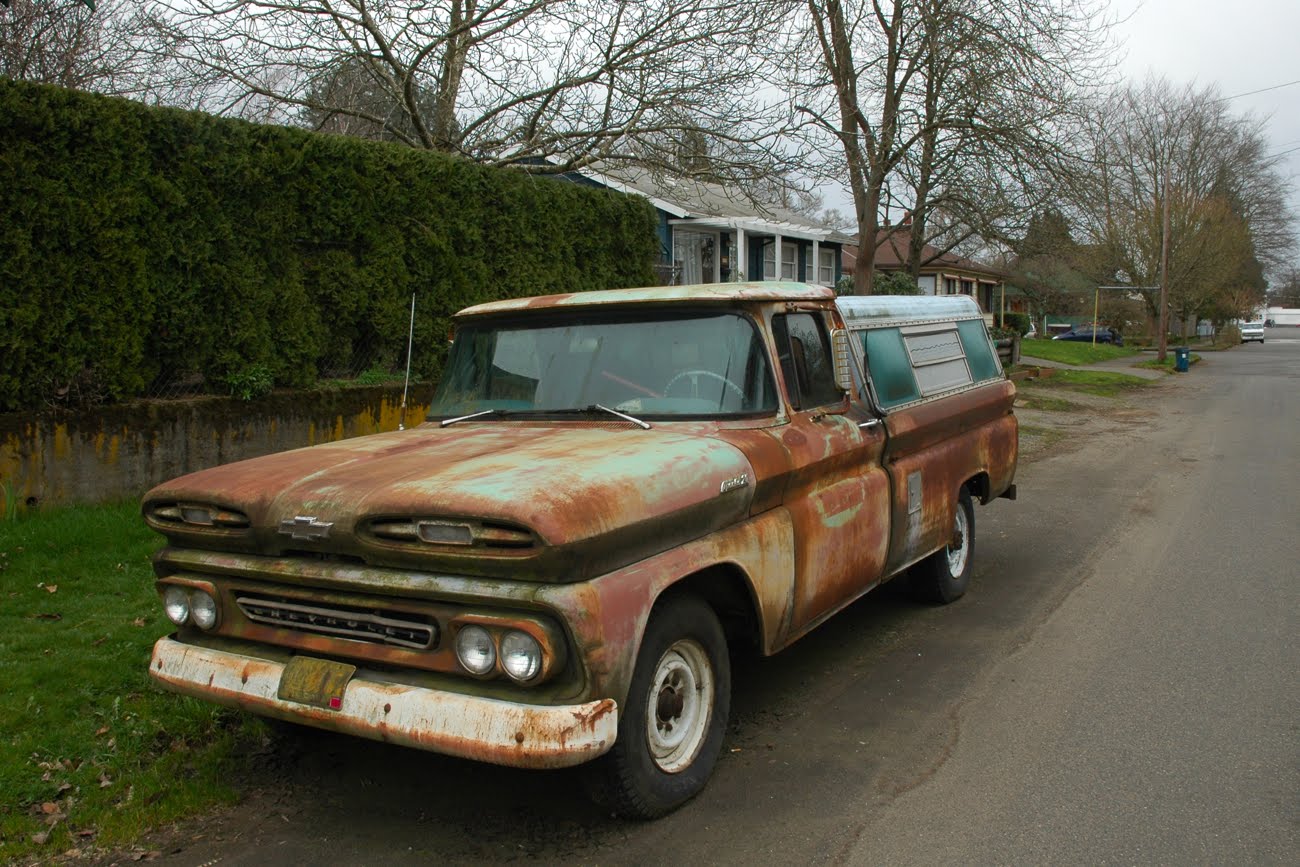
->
[964,472,991,504]
[657,565,762,657]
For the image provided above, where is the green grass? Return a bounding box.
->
[1019,338,1136,365]
[1031,369,1152,397]
[0,502,262,861]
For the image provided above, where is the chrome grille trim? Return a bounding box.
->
[235,595,437,650]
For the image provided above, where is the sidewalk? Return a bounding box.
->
[1020,354,1170,381]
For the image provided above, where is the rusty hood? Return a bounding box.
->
[143,422,757,582]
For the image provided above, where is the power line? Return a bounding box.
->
[1217,79,1300,102]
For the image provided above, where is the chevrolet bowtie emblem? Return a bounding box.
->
[279,515,334,540]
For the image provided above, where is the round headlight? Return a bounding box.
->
[500,630,542,682]
[189,590,219,630]
[162,586,190,625]
[455,625,496,675]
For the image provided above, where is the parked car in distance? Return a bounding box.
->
[1052,325,1124,346]
[1239,322,1265,343]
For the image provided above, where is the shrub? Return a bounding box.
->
[871,271,922,296]
[0,79,658,412]
[1000,312,1032,336]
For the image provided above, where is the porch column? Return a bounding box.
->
[774,233,784,280]
[811,239,821,285]
[735,227,746,281]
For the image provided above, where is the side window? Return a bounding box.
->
[773,313,843,410]
[861,327,921,409]
[957,320,1001,381]
[904,327,972,395]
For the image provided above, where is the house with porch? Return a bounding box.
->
[842,224,1008,315]
[564,166,850,287]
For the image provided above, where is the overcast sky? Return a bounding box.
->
[1113,0,1300,247]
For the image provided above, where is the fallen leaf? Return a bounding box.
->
[64,848,83,858]
[57,782,72,794]
[77,828,97,838]
[95,726,110,737]
[35,613,62,621]
[132,617,147,627]
[41,802,59,814]
[92,636,107,646]
[44,584,58,594]
[31,831,49,845]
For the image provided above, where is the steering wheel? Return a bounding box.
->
[664,369,745,401]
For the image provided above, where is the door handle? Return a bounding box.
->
[859,418,883,430]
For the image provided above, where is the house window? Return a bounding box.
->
[763,241,799,280]
[944,277,957,295]
[818,248,836,285]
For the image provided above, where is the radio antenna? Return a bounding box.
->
[398,293,416,431]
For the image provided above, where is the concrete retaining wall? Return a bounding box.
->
[0,387,430,511]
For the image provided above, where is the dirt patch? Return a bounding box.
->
[1013,376,1171,463]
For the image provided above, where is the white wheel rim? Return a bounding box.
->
[946,504,970,576]
[645,639,714,774]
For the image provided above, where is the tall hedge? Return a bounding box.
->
[0,79,658,412]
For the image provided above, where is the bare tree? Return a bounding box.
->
[788,0,1112,293]
[0,0,153,93]
[137,0,796,186]
[1075,78,1293,341]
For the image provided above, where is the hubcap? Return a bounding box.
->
[645,639,714,773]
[946,504,970,576]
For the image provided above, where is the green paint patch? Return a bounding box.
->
[0,501,264,861]
[1019,339,1136,365]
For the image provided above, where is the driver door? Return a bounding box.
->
[770,311,890,639]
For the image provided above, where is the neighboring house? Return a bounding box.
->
[564,166,850,287]
[842,223,1009,315]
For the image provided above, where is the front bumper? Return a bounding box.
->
[149,637,618,769]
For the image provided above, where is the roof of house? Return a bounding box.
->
[577,165,853,244]
[844,226,1006,281]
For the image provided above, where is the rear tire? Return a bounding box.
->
[910,487,975,604]
[585,593,730,819]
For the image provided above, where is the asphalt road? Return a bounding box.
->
[128,336,1298,867]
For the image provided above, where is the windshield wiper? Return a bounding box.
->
[590,404,651,429]
[438,405,651,429]
[539,404,652,429]
[439,409,498,427]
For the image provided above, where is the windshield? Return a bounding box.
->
[429,310,778,419]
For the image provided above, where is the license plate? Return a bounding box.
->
[277,656,356,710]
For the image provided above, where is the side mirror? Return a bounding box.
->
[830,328,855,393]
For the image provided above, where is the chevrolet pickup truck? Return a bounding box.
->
[143,281,1017,818]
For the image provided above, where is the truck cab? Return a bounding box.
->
[143,282,1017,818]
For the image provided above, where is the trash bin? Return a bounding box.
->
[1174,346,1190,373]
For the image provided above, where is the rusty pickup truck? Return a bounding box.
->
[143,281,1017,818]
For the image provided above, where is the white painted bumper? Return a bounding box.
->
[149,637,617,769]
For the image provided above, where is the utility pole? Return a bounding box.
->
[1158,169,1171,363]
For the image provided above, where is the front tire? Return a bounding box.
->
[585,593,730,819]
[910,487,975,604]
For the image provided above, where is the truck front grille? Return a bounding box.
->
[235,594,437,650]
